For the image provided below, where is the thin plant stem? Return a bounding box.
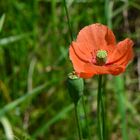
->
[63,0,73,41]
[74,103,82,140]
[81,95,91,140]
[119,93,127,140]
[97,75,103,140]
[102,76,108,140]
[97,75,106,140]
[101,88,106,140]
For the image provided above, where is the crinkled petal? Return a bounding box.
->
[69,44,85,73]
[107,38,134,67]
[84,63,125,77]
[78,64,125,78]
[107,65,125,75]
[69,46,94,78]
[76,23,116,53]
[70,41,92,62]
[77,72,94,79]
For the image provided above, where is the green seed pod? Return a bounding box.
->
[67,72,84,105]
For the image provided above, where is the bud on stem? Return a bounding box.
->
[67,72,84,105]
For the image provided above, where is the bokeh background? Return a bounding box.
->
[0,0,140,140]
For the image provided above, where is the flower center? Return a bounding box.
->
[96,50,107,65]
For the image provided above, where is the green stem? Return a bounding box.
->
[97,75,102,140]
[102,76,108,140]
[101,88,106,140]
[120,94,127,140]
[74,103,82,140]
[81,95,91,140]
[63,0,73,41]
[97,75,106,140]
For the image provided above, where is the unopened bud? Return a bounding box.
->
[67,72,84,104]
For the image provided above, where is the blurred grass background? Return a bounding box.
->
[0,0,140,139]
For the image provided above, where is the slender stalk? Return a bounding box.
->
[63,0,73,41]
[81,95,91,140]
[74,103,82,140]
[102,76,108,140]
[120,93,127,140]
[101,88,106,140]
[97,75,103,140]
[97,75,106,140]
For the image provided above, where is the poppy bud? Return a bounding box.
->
[67,72,84,105]
[96,50,107,65]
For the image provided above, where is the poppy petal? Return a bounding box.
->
[70,41,92,62]
[107,65,125,75]
[107,38,134,66]
[69,45,94,78]
[76,23,116,52]
[105,27,116,45]
[77,72,94,79]
[69,44,85,73]
[84,63,124,76]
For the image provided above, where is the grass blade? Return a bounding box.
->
[0,34,26,46]
[0,14,5,32]
[115,75,128,140]
[0,116,14,140]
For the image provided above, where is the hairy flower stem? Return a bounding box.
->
[102,76,108,140]
[101,87,106,140]
[97,75,106,140]
[63,0,73,41]
[81,95,91,140]
[74,103,82,140]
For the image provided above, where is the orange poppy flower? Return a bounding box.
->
[69,23,134,78]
